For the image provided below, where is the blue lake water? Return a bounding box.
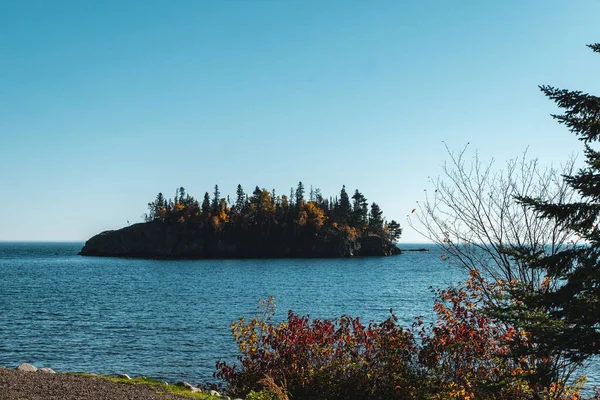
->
[0,242,598,391]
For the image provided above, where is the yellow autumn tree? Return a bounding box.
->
[211,198,231,230]
[219,198,230,224]
[305,201,326,229]
[249,188,276,224]
[338,224,359,241]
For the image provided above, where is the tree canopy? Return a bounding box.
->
[144,183,402,245]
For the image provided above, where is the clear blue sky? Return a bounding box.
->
[1,0,599,242]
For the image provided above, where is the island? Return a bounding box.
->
[80,183,402,259]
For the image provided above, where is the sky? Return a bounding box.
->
[1,0,599,243]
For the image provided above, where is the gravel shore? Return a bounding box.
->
[0,368,196,400]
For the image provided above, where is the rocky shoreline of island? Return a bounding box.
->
[79,220,401,259]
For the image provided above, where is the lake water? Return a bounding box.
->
[0,242,597,392]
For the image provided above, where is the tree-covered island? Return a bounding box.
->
[79,182,402,259]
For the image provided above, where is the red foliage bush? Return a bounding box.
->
[216,271,584,400]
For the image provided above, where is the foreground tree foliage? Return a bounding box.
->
[404,43,600,394]
[143,182,402,247]
[496,43,600,387]
[216,272,584,400]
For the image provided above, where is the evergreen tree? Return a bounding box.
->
[146,201,156,221]
[212,184,220,213]
[235,184,246,213]
[281,194,289,210]
[295,181,305,207]
[315,188,323,204]
[156,192,165,207]
[202,192,210,215]
[147,192,167,221]
[502,43,600,384]
[191,199,200,218]
[338,185,351,219]
[352,190,361,212]
[387,220,402,242]
[352,190,369,228]
[178,187,186,206]
[368,202,384,233]
[250,186,262,223]
[322,198,330,213]
[155,192,166,221]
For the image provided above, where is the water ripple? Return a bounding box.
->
[0,242,597,392]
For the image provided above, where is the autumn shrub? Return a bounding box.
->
[418,270,535,399]
[216,298,422,399]
[216,271,584,400]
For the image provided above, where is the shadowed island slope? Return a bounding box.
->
[80,183,402,259]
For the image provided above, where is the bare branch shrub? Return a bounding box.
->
[410,144,577,290]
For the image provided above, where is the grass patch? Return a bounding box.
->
[70,373,221,399]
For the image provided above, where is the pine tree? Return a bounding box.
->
[235,184,246,213]
[155,192,166,221]
[295,181,305,207]
[352,190,369,228]
[368,202,384,233]
[387,220,402,242]
[202,192,210,215]
[503,43,600,384]
[281,194,289,210]
[338,185,351,221]
[178,187,186,206]
[147,192,167,221]
[315,188,323,204]
[212,184,220,213]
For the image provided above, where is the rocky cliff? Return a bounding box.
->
[79,221,401,259]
